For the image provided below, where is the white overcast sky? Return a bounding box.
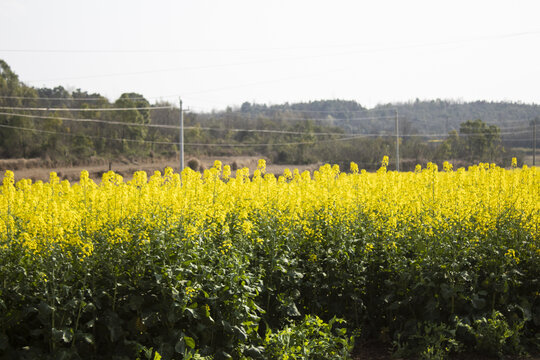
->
[1,0,539,111]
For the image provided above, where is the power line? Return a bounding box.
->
[0,112,179,129]
[1,120,530,144]
[0,107,418,122]
[0,113,376,136]
[0,95,113,101]
[0,111,348,134]
[192,126,346,136]
[0,111,532,136]
[259,107,397,114]
[0,94,179,102]
[191,106,399,120]
[0,105,173,112]
[485,118,538,124]
[24,56,348,83]
[401,129,531,137]
[0,103,533,127]
[2,30,538,54]
[205,113,397,121]
[4,94,534,126]
[12,31,539,83]
[0,124,172,145]
[0,111,401,134]
[193,126,532,136]
[175,67,350,98]
[180,134,367,147]
[4,95,537,121]
[0,123,362,147]
[0,123,534,154]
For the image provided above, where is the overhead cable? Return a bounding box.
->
[0,95,114,101]
[0,124,173,145]
[1,112,531,136]
[1,30,539,54]
[0,124,357,147]
[0,112,349,135]
[0,94,178,102]
[0,112,179,129]
[0,105,173,112]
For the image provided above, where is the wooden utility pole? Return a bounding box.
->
[534,117,537,166]
[179,98,184,172]
[395,109,400,171]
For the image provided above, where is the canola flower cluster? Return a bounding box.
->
[0,158,538,259]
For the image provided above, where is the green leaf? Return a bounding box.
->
[188,302,198,309]
[184,336,195,349]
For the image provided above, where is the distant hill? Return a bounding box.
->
[234,99,538,135]
[375,99,538,134]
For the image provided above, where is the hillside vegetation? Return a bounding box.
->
[1,59,538,170]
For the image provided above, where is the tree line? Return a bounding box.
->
[1,59,536,170]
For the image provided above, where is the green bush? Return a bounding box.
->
[262,315,354,360]
[459,311,525,358]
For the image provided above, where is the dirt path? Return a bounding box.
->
[3,156,323,183]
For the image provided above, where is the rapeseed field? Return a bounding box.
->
[0,158,538,359]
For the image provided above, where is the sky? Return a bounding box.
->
[1,0,539,112]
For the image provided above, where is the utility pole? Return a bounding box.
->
[395,109,400,172]
[179,98,184,172]
[534,117,537,167]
